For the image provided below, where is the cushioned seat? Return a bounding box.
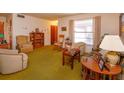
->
[0,49,28,74]
[54,35,64,50]
[71,42,86,56]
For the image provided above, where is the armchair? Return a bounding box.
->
[16,35,33,53]
[54,34,64,50]
[0,49,28,74]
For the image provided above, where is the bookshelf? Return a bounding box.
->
[30,32,44,48]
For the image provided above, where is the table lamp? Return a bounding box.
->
[99,35,124,66]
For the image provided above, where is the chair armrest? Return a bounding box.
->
[22,43,33,48]
[78,44,85,49]
[27,42,32,45]
[0,49,19,54]
[16,43,23,49]
[0,54,23,66]
[0,53,23,59]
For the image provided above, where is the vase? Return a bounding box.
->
[106,51,120,66]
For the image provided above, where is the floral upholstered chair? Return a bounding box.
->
[54,34,64,50]
[16,35,33,53]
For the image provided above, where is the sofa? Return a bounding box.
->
[0,49,28,74]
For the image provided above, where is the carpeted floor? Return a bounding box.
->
[0,46,82,80]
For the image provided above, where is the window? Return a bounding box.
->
[74,19,93,45]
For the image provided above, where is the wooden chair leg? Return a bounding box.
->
[70,57,74,70]
[62,53,65,66]
[78,53,80,62]
[71,60,74,69]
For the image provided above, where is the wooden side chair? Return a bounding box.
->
[62,48,80,70]
[62,42,86,69]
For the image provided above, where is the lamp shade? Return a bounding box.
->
[99,35,124,52]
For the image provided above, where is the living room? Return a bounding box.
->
[0,13,124,80]
[1,0,124,93]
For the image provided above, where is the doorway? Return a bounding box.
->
[51,25,58,45]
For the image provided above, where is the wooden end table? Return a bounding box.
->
[81,58,122,80]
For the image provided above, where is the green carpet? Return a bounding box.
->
[0,46,82,80]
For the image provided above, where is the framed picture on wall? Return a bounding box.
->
[0,21,4,42]
[61,26,67,31]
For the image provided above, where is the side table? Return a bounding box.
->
[81,58,122,80]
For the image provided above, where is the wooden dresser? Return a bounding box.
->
[30,32,44,48]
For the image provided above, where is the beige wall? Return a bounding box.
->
[50,20,58,26]
[58,13,120,52]
[58,13,120,38]
[12,13,51,49]
[101,14,120,36]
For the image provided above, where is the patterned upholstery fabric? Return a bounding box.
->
[54,35,64,50]
[16,35,33,53]
[72,42,86,56]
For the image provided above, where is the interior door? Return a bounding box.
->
[51,25,58,45]
[0,21,4,42]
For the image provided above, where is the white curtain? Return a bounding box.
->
[69,17,101,49]
[69,20,74,43]
[93,16,101,49]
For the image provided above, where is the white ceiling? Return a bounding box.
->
[24,13,80,20]
[0,13,80,20]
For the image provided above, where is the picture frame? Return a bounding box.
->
[98,57,105,71]
[92,52,109,71]
[97,54,110,71]
[61,26,67,31]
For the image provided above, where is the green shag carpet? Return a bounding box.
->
[0,46,82,80]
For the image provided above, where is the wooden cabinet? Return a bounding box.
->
[30,32,44,48]
[0,44,8,49]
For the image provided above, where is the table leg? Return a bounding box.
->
[109,75,112,80]
[82,66,87,80]
[112,75,117,80]
[85,68,89,80]
[94,73,100,80]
